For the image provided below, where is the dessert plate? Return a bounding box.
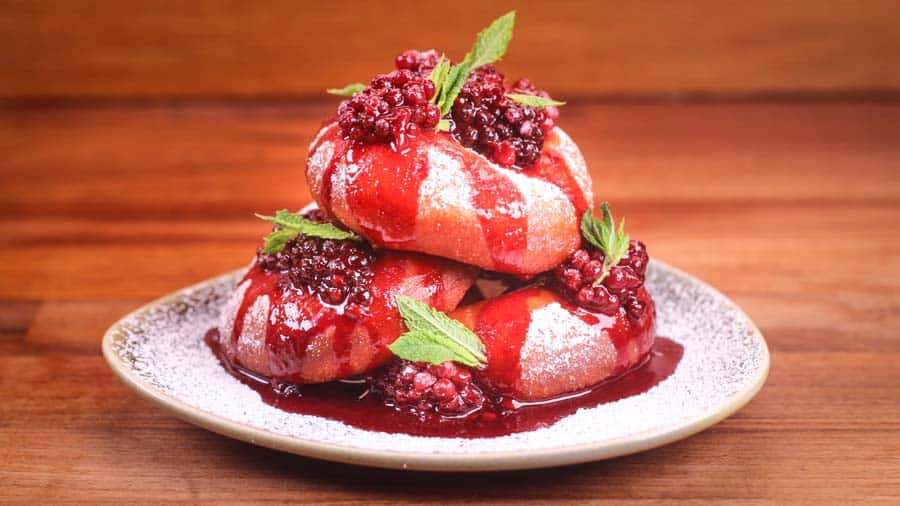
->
[103,260,768,471]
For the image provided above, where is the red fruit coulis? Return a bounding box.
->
[206,328,681,438]
[225,256,450,383]
[312,124,589,274]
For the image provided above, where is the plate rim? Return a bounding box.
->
[102,260,770,472]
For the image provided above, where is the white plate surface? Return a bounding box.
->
[103,260,768,471]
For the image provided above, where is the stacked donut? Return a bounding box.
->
[217,46,656,412]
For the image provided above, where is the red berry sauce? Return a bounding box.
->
[206,328,682,438]
[312,125,590,276]
[224,252,462,383]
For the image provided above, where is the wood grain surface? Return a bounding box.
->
[3,0,900,99]
[1,99,899,504]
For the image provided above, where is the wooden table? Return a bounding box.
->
[2,100,899,503]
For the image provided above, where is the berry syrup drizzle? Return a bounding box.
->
[205,328,681,438]
[224,253,454,383]
[311,125,589,275]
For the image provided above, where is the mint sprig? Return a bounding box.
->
[580,202,630,285]
[327,83,366,97]
[433,11,516,116]
[428,56,451,102]
[256,209,360,254]
[505,93,566,109]
[389,296,487,367]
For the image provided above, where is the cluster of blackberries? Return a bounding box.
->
[553,240,650,320]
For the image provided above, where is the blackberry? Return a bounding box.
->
[366,360,485,418]
[394,49,439,75]
[449,66,556,168]
[552,240,650,320]
[257,210,375,319]
[337,69,440,147]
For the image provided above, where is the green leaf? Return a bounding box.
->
[256,209,306,229]
[469,11,516,69]
[391,295,487,367]
[580,210,605,251]
[505,93,566,108]
[437,58,473,115]
[580,202,630,285]
[389,331,477,366]
[435,11,516,116]
[428,56,451,104]
[260,229,297,255]
[326,83,366,97]
[437,118,452,132]
[256,209,360,254]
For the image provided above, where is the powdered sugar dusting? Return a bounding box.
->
[422,148,475,213]
[413,147,491,266]
[218,279,249,344]
[518,303,617,397]
[500,166,578,266]
[551,127,593,206]
[306,128,335,201]
[111,262,767,454]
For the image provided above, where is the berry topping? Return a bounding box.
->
[366,360,486,418]
[394,49,440,74]
[337,69,441,147]
[257,209,375,318]
[553,239,649,319]
[450,66,556,168]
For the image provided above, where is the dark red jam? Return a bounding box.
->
[256,210,375,319]
[365,360,486,418]
[553,240,650,320]
[394,49,439,74]
[206,329,682,438]
[338,49,559,171]
[337,69,441,147]
[450,66,558,168]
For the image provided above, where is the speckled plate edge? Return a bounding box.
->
[102,260,769,472]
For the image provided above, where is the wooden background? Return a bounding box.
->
[3,0,900,99]
[1,1,899,504]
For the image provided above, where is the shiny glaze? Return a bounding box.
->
[207,329,682,438]
[452,285,656,400]
[527,134,590,215]
[222,253,477,384]
[308,124,589,276]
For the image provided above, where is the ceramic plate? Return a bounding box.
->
[103,260,768,471]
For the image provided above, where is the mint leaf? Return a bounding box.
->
[429,56,451,104]
[388,331,471,366]
[260,229,297,255]
[437,61,472,115]
[327,83,366,97]
[257,209,308,229]
[505,93,566,108]
[437,118,452,132]
[391,295,487,367]
[469,11,516,69]
[580,202,630,284]
[435,11,516,115]
[256,209,360,254]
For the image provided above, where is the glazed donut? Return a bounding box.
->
[452,286,656,401]
[218,245,477,384]
[306,123,594,277]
